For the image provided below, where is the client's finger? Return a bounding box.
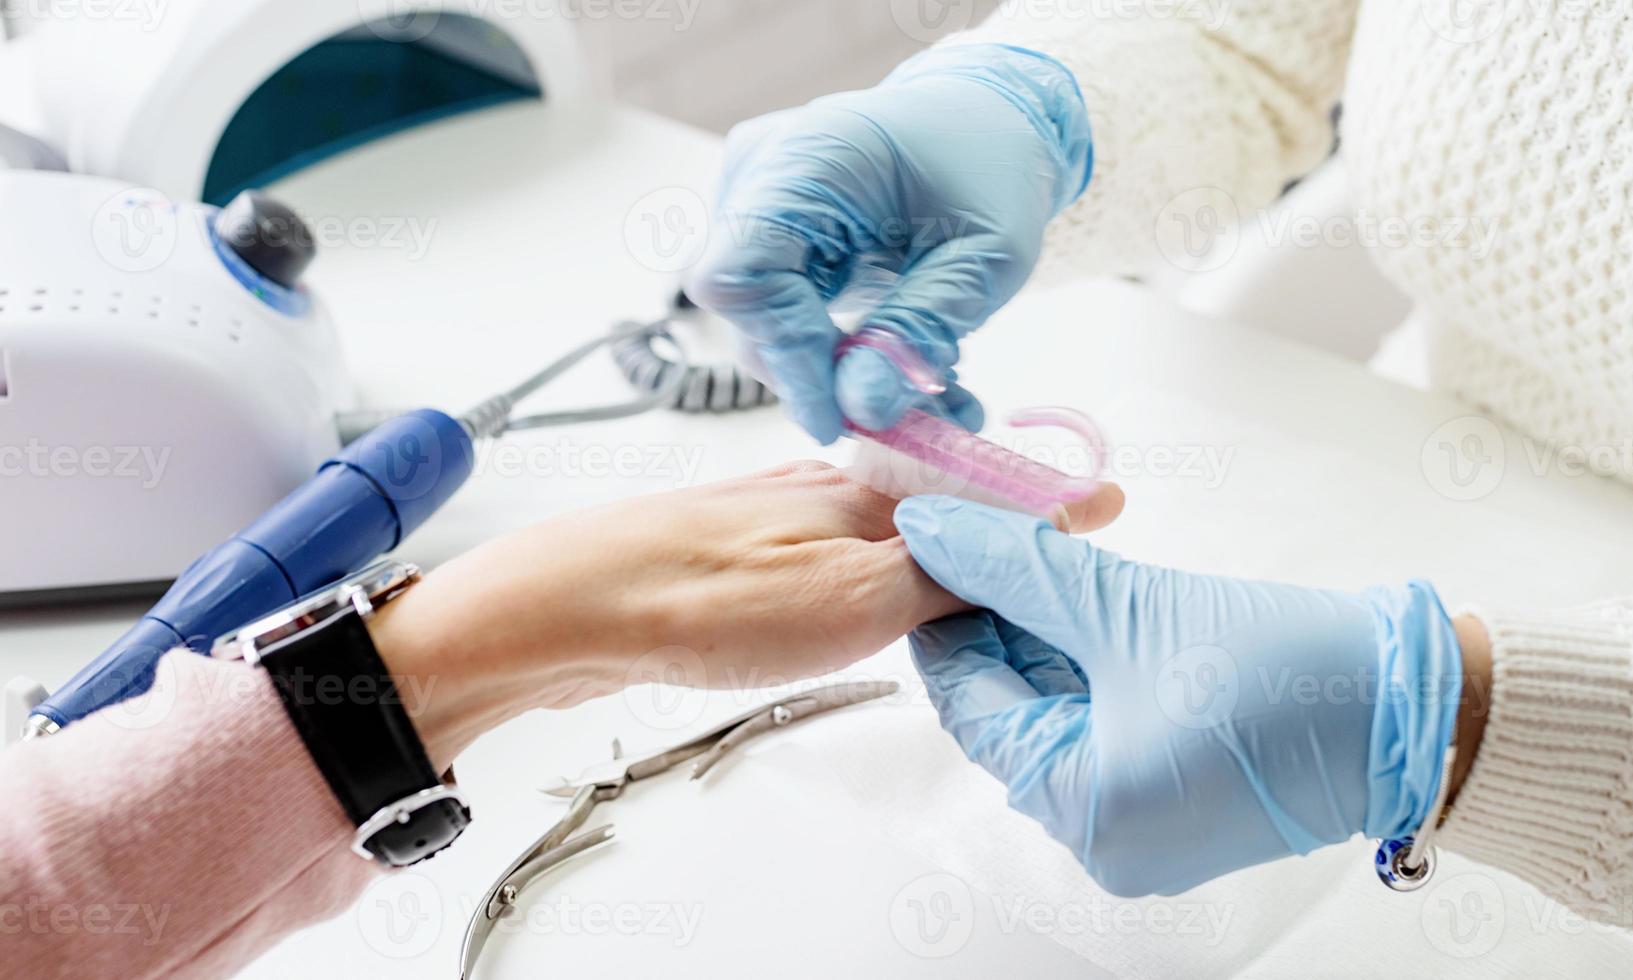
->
[1052,481,1125,534]
[736,460,905,542]
[854,537,970,628]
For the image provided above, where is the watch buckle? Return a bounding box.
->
[346,584,375,619]
[351,784,470,862]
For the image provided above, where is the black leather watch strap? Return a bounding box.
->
[259,606,470,866]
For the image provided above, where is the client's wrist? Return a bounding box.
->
[1447,614,1493,808]
[365,559,622,772]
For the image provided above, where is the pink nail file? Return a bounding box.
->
[835,328,1108,516]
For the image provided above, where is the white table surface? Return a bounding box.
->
[5,97,1632,979]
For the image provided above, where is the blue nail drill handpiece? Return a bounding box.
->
[26,410,474,733]
[23,273,692,737]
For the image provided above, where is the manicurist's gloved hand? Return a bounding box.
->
[894,496,1466,897]
[686,44,1093,443]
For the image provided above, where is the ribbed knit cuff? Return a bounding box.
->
[1439,602,1633,926]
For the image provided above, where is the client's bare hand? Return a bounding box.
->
[369,462,1124,767]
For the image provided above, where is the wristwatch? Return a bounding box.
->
[212,560,472,867]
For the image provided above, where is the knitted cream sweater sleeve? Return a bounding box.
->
[946,0,1633,928]
[944,0,1360,277]
[1441,602,1633,926]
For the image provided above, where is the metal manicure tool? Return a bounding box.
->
[459,680,898,978]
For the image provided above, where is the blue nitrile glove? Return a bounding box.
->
[894,496,1463,897]
[686,43,1093,444]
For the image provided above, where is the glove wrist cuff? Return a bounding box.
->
[1360,580,1464,842]
[886,43,1094,214]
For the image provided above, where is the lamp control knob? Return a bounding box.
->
[214,190,315,289]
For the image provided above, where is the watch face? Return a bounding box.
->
[211,560,420,660]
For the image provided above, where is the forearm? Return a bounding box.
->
[0,652,375,979]
[1438,599,1633,926]
[0,554,600,978]
[947,0,1359,276]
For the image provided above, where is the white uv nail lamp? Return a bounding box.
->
[0,1,589,601]
[0,0,588,204]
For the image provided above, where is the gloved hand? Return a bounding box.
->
[894,496,1463,897]
[686,44,1093,444]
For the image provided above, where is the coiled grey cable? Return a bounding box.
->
[610,291,777,414]
[335,317,690,445]
[335,292,774,446]
[461,318,688,439]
